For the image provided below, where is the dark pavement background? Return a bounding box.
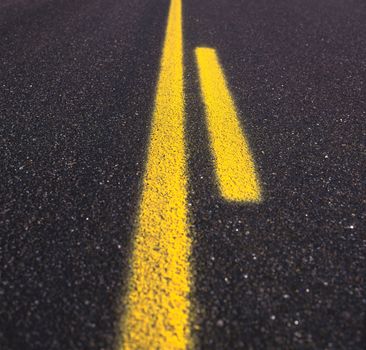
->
[1,0,365,349]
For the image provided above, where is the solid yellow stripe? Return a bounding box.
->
[195,47,261,202]
[121,0,191,349]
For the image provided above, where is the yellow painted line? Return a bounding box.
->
[121,0,191,349]
[195,47,261,202]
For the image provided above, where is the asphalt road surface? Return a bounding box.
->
[1,0,365,349]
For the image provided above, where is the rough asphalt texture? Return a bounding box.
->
[1,0,365,349]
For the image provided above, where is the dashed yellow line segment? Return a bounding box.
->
[195,47,261,202]
[121,0,191,349]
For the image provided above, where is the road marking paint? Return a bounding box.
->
[121,0,191,349]
[195,47,261,202]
